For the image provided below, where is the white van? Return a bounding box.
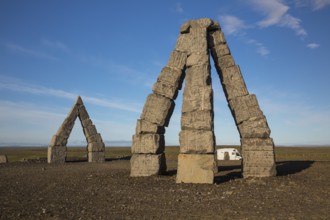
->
[217,148,242,160]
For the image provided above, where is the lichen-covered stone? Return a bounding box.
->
[152,81,178,100]
[176,154,216,184]
[220,65,248,101]
[213,54,235,71]
[157,67,185,89]
[229,95,264,125]
[88,142,105,152]
[132,134,165,154]
[208,30,226,48]
[210,43,231,60]
[135,119,165,135]
[130,153,167,177]
[186,52,209,67]
[238,116,270,138]
[179,130,215,154]
[141,94,174,127]
[185,63,211,88]
[47,146,66,164]
[88,151,105,163]
[0,155,8,163]
[182,86,213,113]
[181,110,213,131]
[167,50,187,70]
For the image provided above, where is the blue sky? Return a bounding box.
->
[0,0,330,146]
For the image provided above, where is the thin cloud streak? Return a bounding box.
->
[0,77,141,113]
[306,43,320,49]
[5,43,58,61]
[219,15,249,35]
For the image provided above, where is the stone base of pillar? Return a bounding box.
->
[176,154,217,184]
[47,146,66,164]
[130,153,167,177]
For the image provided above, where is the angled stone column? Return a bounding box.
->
[130,43,187,177]
[176,18,217,184]
[208,22,276,177]
[48,96,105,163]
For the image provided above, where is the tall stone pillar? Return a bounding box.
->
[176,19,217,184]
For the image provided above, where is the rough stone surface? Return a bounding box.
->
[88,151,105,163]
[185,64,211,88]
[241,137,275,151]
[176,154,216,184]
[213,54,235,71]
[130,153,167,177]
[86,133,103,144]
[241,138,276,177]
[167,50,187,70]
[229,95,264,125]
[0,155,8,163]
[210,43,231,60]
[87,142,105,152]
[181,110,213,131]
[141,94,174,127]
[132,134,165,154]
[238,116,270,138]
[179,130,215,154]
[208,30,226,48]
[152,81,178,100]
[220,65,249,101]
[135,119,165,135]
[157,67,184,89]
[47,146,66,164]
[78,106,89,121]
[182,86,213,113]
[186,52,209,67]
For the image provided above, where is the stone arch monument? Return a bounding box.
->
[47,96,105,163]
[131,18,276,183]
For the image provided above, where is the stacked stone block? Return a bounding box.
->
[175,19,217,184]
[208,21,276,178]
[130,49,187,177]
[48,96,105,163]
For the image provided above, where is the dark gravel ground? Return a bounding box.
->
[0,158,329,219]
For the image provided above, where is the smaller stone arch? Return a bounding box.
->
[47,96,105,163]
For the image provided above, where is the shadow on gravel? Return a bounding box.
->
[276,161,314,176]
[105,156,131,162]
[66,157,87,163]
[214,164,243,184]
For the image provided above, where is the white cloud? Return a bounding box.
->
[249,0,307,36]
[306,43,320,49]
[295,0,330,10]
[175,2,184,13]
[42,39,70,53]
[4,43,58,61]
[0,76,141,113]
[219,15,249,35]
[248,39,270,56]
[311,0,330,9]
